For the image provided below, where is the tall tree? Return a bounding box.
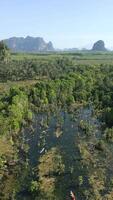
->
[0,41,10,63]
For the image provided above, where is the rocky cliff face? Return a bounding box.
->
[3,36,54,52]
[92,40,107,51]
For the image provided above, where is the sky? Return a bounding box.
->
[0,0,113,49]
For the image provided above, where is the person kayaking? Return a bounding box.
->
[70,191,76,200]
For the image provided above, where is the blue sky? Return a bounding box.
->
[0,0,113,49]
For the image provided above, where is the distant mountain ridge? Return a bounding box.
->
[3,36,54,52]
[2,37,109,52]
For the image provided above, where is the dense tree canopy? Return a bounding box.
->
[0,53,113,199]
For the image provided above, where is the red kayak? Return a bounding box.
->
[70,191,76,200]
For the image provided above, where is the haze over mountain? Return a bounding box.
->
[2,36,109,52]
[3,36,54,52]
[92,40,107,51]
[64,40,108,52]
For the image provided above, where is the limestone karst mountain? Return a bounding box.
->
[92,40,107,51]
[3,36,54,52]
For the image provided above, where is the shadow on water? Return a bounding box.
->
[52,108,89,200]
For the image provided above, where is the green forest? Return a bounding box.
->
[1,43,113,200]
